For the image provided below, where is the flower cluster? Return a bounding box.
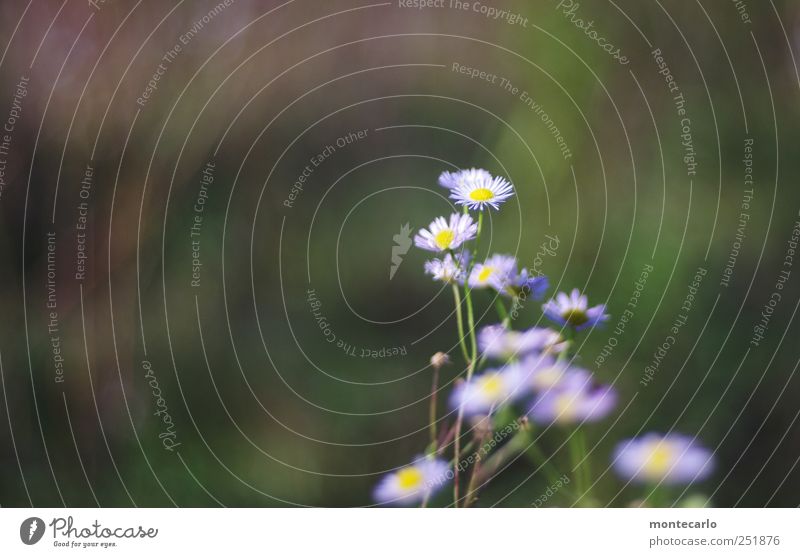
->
[373,169,714,507]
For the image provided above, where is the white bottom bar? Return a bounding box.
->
[1,508,797,556]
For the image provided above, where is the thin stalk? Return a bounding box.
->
[494,297,510,324]
[524,441,574,495]
[453,284,480,507]
[465,286,478,363]
[453,212,483,507]
[472,431,529,486]
[448,440,475,466]
[464,460,484,508]
[451,433,478,507]
[579,429,591,498]
[463,426,491,508]
[437,422,458,455]
[451,284,470,363]
[428,366,439,447]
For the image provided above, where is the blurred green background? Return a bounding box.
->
[1,0,799,507]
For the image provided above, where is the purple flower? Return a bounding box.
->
[517,272,549,300]
[612,433,715,485]
[449,363,530,417]
[542,288,609,330]
[479,325,565,361]
[528,373,617,425]
[522,355,588,393]
[469,254,549,299]
[468,254,518,290]
[373,455,450,505]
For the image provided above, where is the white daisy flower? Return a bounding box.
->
[438,168,493,190]
[373,456,450,505]
[468,254,518,290]
[450,172,514,210]
[414,213,477,252]
[423,251,469,284]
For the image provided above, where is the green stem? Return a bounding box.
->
[452,294,477,508]
[524,439,574,496]
[494,297,509,324]
[453,213,482,508]
[473,431,529,486]
[452,285,470,364]
[464,430,490,508]
[562,327,578,360]
[579,429,591,498]
[569,428,588,504]
[465,286,478,363]
[645,484,670,508]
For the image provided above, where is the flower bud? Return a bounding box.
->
[430,352,451,369]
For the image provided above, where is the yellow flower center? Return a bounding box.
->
[396,467,423,490]
[469,188,495,202]
[478,374,504,398]
[533,368,562,390]
[434,229,455,250]
[477,266,495,283]
[554,393,578,422]
[642,443,673,478]
[562,309,588,326]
